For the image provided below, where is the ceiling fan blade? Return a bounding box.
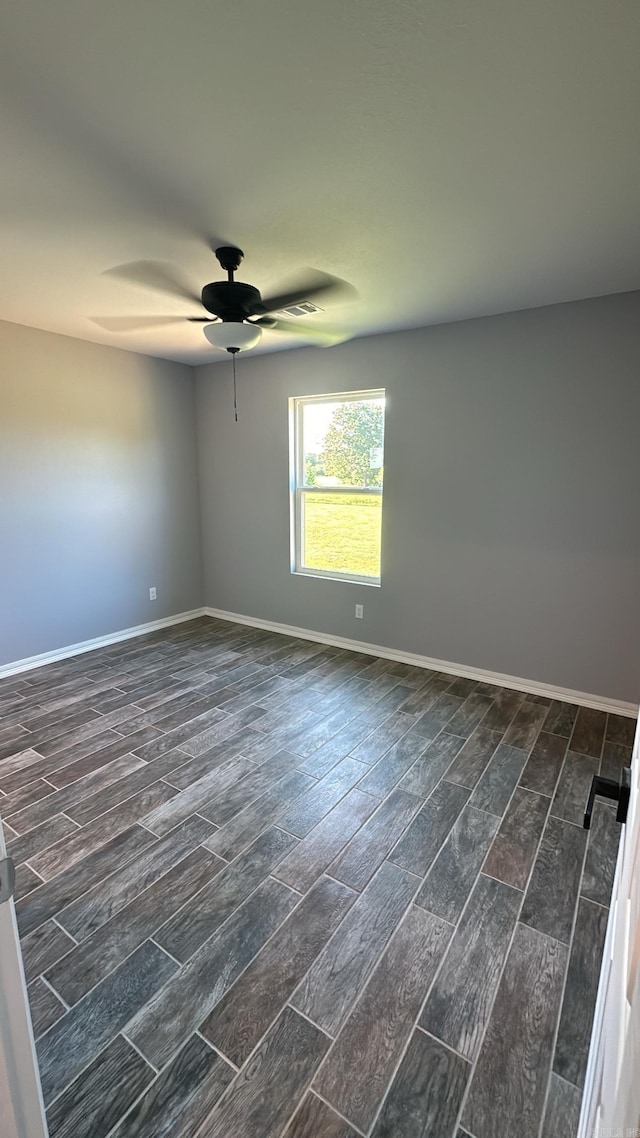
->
[256,271,356,315]
[90,315,211,332]
[253,317,350,345]
[103,261,202,305]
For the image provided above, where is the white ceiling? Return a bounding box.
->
[2,0,639,364]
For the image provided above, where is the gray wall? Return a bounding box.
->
[0,320,202,666]
[196,291,640,703]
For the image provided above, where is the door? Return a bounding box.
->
[579,718,640,1135]
[0,819,49,1138]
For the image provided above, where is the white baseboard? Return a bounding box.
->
[204,606,638,718]
[0,609,207,679]
[2,603,635,718]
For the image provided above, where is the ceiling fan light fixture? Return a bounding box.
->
[204,321,262,352]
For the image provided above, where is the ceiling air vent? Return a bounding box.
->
[276,301,324,317]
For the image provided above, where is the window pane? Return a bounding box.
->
[302,397,385,489]
[301,491,382,579]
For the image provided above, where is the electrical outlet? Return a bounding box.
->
[355,604,364,619]
[149,587,157,601]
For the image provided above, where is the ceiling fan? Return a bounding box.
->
[95,246,355,354]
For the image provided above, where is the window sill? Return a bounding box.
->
[291,568,381,588]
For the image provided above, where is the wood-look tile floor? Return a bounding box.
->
[0,616,634,1138]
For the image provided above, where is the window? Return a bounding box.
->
[290,389,385,585]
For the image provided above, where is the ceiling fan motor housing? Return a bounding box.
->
[201,280,262,321]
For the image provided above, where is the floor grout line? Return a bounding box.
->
[3,622,623,1138]
[533,797,591,1138]
[39,972,72,1010]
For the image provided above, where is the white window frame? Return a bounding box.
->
[289,389,385,586]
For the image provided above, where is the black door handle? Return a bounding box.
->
[584,768,631,830]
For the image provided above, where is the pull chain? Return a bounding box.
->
[232,351,238,422]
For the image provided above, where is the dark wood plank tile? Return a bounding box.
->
[0,744,50,785]
[503,701,547,750]
[200,875,356,1066]
[126,876,299,1069]
[349,710,415,764]
[0,737,32,764]
[397,733,466,799]
[599,739,632,782]
[46,727,163,789]
[482,786,549,890]
[44,1034,155,1138]
[249,707,322,751]
[204,1007,331,1138]
[19,918,76,984]
[282,1093,361,1138]
[6,753,146,833]
[9,707,100,748]
[469,743,529,816]
[521,815,587,944]
[541,1074,582,1138]
[543,700,578,739]
[293,703,369,760]
[123,689,232,735]
[481,688,524,731]
[274,789,378,893]
[390,781,471,878]
[446,692,493,738]
[62,748,189,826]
[519,732,567,797]
[14,862,44,900]
[444,669,478,696]
[46,846,221,1004]
[461,923,568,1138]
[352,731,428,798]
[108,1033,234,1138]
[0,777,60,819]
[415,805,499,923]
[292,861,417,1035]
[314,905,452,1132]
[605,712,636,748]
[553,897,609,1090]
[569,707,606,759]
[420,873,521,1061]
[371,1028,470,1138]
[394,681,447,718]
[411,693,466,740]
[155,826,297,962]
[55,814,217,941]
[329,788,422,891]
[279,758,367,837]
[34,705,145,757]
[203,770,316,861]
[196,748,299,823]
[174,704,267,758]
[36,939,177,1104]
[6,625,615,1138]
[16,824,157,937]
[29,782,178,881]
[131,707,229,762]
[165,725,264,790]
[580,801,620,907]
[7,813,78,866]
[28,977,66,1036]
[551,750,599,826]
[444,726,503,789]
[8,734,128,791]
[142,755,255,837]
[296,715,381,778]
